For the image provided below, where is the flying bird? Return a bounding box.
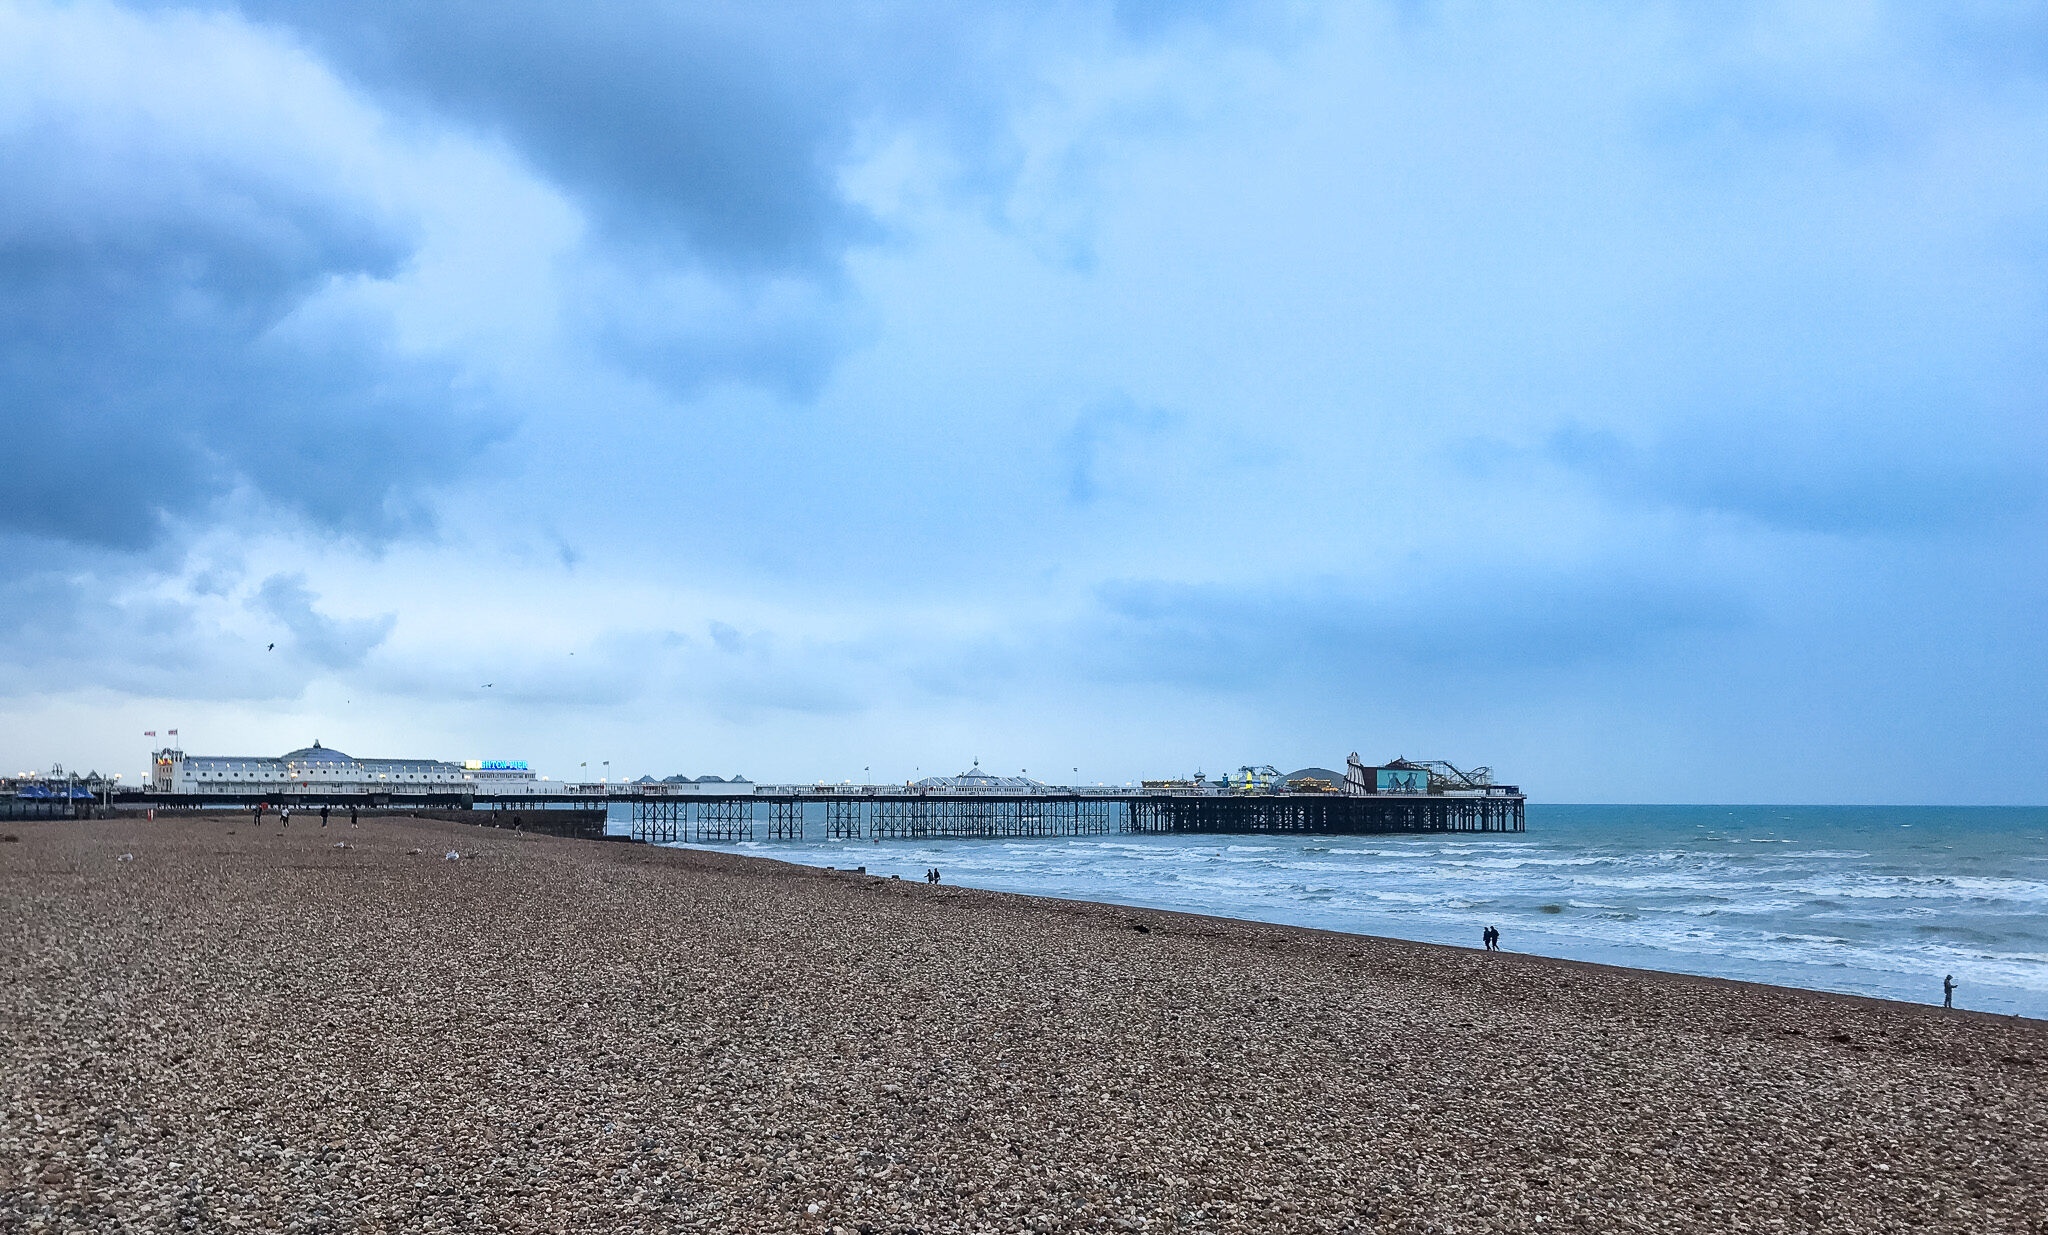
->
[483,683,494,688]
[266,643,274,651]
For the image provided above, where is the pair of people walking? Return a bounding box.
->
[1481,925,1502,951]
[924,867,942,885]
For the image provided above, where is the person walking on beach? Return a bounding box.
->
[320,804,329,827]
[281,805,290,828]
[1944,974,1956,1009]
[252,802,263,828]
[348,804,358,827]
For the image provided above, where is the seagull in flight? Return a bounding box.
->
[483,683,494,688]
[266,643,275,651]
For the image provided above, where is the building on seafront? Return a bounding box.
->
[150,741,543,796]
[460,759,545,794]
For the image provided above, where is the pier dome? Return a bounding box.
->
[911,763,1047,792]
[283,741,354,765]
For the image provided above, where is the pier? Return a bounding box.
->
[97,784,1525,842]
[93,751,1527,844]
[620,785,1523,844]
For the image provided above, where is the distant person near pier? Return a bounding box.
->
[1944,975,1956,1009]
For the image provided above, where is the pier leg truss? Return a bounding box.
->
[863,797,1114,840]
[768,799,804,840]
[825,799,864,840]
[630,799,756,843]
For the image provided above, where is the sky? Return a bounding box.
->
[2,0,2043,803]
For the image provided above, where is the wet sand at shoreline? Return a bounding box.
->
[3,816,2043,1233]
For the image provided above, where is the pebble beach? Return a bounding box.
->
[3,816,2043,1233]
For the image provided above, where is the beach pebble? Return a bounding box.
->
[1,815,2041,1235]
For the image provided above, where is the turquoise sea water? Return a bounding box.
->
[635,805,2048,1018]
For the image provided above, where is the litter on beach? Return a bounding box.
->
[444,851,461,860]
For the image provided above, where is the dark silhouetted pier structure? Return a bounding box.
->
[1125,792,1522,835]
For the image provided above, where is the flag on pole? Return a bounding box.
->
[168,729,179,736]
[144,731,156,737]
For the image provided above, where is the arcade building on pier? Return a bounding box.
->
[150,741,539,795]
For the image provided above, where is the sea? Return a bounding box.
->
[622,805,2048,1019]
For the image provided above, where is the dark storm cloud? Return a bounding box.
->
[227,1,884,274]
[209,1,1071,399]
[0,95,491,550]
[1077,571,1741,691]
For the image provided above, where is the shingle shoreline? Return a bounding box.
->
[2,816,2042,1233]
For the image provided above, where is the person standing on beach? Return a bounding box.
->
[253,802,263,828]
[320,804,329,827]
[281,805,290,828]
[348,804,358,827]
[1944,975,1956,1009]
